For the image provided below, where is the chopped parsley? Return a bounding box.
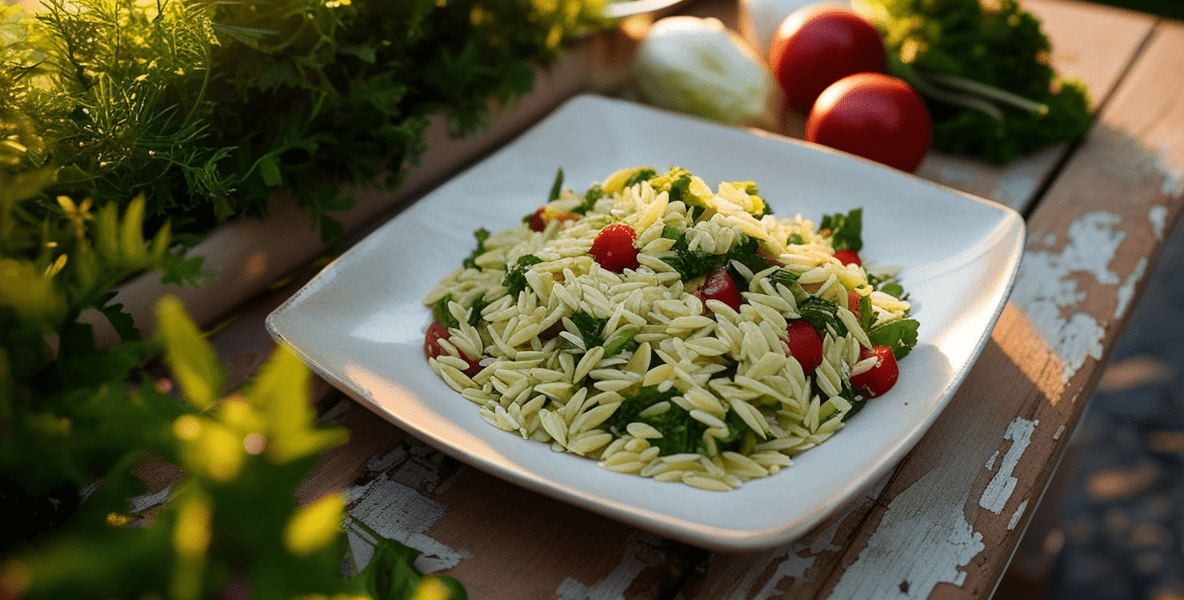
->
[868,318,920,360]
[818,209,862,252]
[462,228,490,269]
[502,254,542,297]
[609,386,753,456]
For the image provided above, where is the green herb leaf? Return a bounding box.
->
[819,209,862,252]
[463,228,491,270]
[502,254,542,297]
[603,328,640,358]
[868,318,921,360]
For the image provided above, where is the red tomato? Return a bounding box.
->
[849,345,899,397]
[833,248,861,266]
[847,288,863,322]
[589,224,639,272]
[769,5,887,115]
[785,320,823,375]
[693,266,743,313]
[424,321,481,376]
[806,73,932,173]
[528,205,579,232]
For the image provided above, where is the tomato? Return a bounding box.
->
[528,205,579,232]
[693,266,744,312]
[849,345,899,398]
[589,223,640,272]
[847,288,863,322]
[769,5,886,115]
[424,321,481,376]
[806,73,932,173]
[833,248,861,266]
[785,319,823,375]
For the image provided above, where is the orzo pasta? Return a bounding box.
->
[423,165,919,490]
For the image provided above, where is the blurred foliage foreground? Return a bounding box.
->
[0,0,609,598]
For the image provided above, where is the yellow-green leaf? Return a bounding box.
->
[283,493,346,558]
[247,345,347,463]
[155,295,224,410]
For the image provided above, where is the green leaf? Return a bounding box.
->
[501,254,542,297]
[868,318,920,360]
[798,297,847,338]
[569,310,607,351]
[603,328,639,358]
[247,344,348,464]
[98,298,141,343]
[548,167,564,201]
[155,295,224,410]
[432,294,460,329]
[258,155,283,187]
[462,228,490,270]
[818,209,862,252]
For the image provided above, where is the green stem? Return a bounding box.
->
[919,71,1050,116]
[908,72,1005,120]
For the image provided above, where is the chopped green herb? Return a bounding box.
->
[548,167,564,201]
[569,310,607,350]
[819,209,862,252]
[623,167,657,188]
[502,254,542,297]
[769,268,800,288]
[432,294,460,328]
[798,297,848,338]
[574,184,604,215]
[786,233,805,245]
[868,318,920,360]
[604,328,640,358]
[463,228,491,269]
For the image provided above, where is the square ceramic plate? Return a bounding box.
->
[266,94,1024,552]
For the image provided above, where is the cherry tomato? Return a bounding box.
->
[806,73,932,173]
[589,224,639,272]
[847,288,863,322]
[424,321,481,376]
[528,205,579,232]
[833,248,861,266]
[769,5,887,115]
[849,345,899,397]
[785,319,823,375]
[693,266,744,313]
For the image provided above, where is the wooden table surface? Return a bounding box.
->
[132,0,1184,598]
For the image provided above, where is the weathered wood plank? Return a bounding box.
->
[678,6,1184,600]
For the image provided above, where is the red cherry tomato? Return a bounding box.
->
[693,266,743,313]
[806,73,932,173]
[589,224,639,272]
[847,288,863,322]
[833,248,861,266]
[424,321,481,376]
[769,5,887,115]
[528,205,579,232]
[849,345,899,397]
[785,320,823,375]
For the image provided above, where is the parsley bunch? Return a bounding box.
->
[859,0,1092,165]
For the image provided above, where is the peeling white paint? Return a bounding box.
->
[556,532,673,600]
[345,442,470,573]
[1053,424,1066,441]
[980,418,1038,515]
[1011,212,1126,381]
[828,469,985,598]
[985,451,999,471]
[1114,257,1148,319]
[129,485,174,513]
[1007,499,1029,531]
[1149,205,1169,241]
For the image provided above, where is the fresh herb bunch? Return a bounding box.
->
[0,178,464,599]
[0,0,607,252]
[857,0,1092,165]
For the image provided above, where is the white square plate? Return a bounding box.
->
[266,94,1024,552]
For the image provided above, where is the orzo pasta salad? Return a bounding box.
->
[422,165,919,490]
